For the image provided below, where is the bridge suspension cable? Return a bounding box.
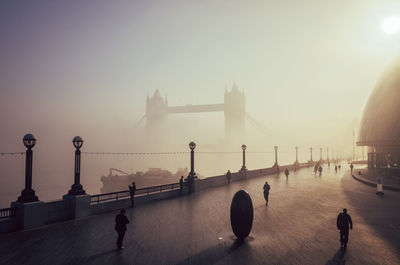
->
[245,113,271,136]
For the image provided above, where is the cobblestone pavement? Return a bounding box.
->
[1,166,399,265]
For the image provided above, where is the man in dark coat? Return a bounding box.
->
[337,208,353,248]
[263,181,270,205]
[115,209,130,250]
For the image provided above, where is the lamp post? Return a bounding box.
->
[273,146,279,172]
[320,147,323,162]
[68,136,86,195]
[241,144,247,171]
[310,147,313,162]
[17,134,39,203]
[327,148,329,162]
[295,146,299,163]
[188,141,196,193]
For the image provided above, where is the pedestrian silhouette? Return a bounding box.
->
[115,209,130,250]
[284,168,289,178]
[336,208,353,248]
[350,163,354,175]
[318,166,323,176]
[179,176,184,194]
[335,165,338,173]
[263,181,270,205]
[338,165,341,170]
[129,181,136,207]
[226,170,232,184]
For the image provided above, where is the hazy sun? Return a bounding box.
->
[382,16,400,34]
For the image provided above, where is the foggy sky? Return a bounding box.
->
[1,0,400,205]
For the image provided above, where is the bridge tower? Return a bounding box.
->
[146,89,168,132]
[224,83,246,142]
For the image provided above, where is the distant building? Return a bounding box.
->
[357,58,400,169]
[224,82,246,141]
[146,89,168,132]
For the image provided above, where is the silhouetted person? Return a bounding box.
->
[284,168,289,178]
[314,165,318,175]
[263,181,270,205]
[179,176,184,194]
[318,166,323,176]
[335,165,338,173]
[226,170,232,184]
[115,209,130,250]
[338,165,341,170]
[350,163,354,175]
[337,208,353,248]
[129,181,136,207]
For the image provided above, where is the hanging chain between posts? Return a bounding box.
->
[80,151,279,156]
[0,152,24,156]
[0,150,290,157]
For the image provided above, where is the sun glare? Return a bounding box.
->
[382,16,400,34]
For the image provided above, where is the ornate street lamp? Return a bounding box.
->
[274,146,278,164]
[295,146,299,163]
[241,144,247,171]
[17,133,39,203]
[188,141,196,193]
[68,136,86,195]
[189,141,196,175]
[310,147,313,162]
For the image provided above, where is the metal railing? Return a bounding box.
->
[0,207,16,219]
[90,182,181,205]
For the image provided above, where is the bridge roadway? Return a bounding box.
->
[1,166,400,265]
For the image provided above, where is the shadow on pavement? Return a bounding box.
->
[341,172,400,251]
[64,249,118,265]
[173,238,245,265]
[325,248,346,265]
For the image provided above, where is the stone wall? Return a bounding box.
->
[0,162,311,234]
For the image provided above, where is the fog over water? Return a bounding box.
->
[1,0,400,207]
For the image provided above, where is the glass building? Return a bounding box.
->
[358,58,400,170]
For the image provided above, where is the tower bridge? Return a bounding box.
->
[145,83,245,140]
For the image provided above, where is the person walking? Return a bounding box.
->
[284,168,289,178]
[226,170,232,184]
[179,176,184,194]
[350,163,354,175]
[263,181,270,205]
[335,165,338,173]
[115,209,130,250]
[129,181,136,207]
[336,208,353,248]
[318,165,323,176]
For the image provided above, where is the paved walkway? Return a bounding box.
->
[352,168,400,191]
[1,167,400,265]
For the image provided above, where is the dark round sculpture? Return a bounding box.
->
[230,190,254,239]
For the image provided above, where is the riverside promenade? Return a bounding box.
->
[1,167,399,265]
